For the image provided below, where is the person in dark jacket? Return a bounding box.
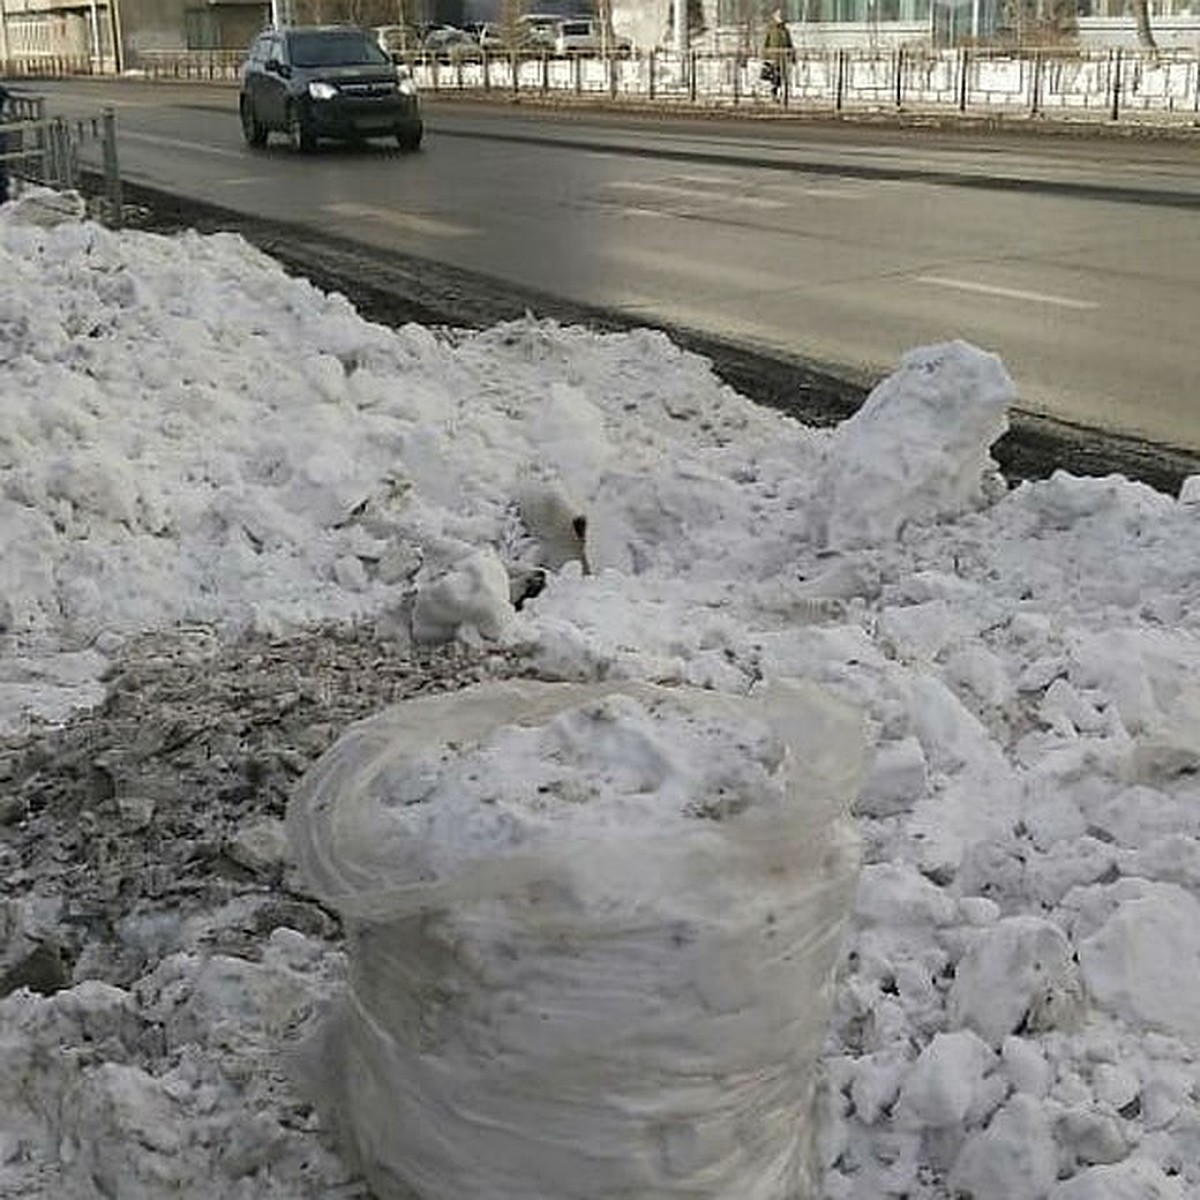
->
[761,9,794,102]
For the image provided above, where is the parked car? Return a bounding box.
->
[553,17,633,57]
[373,23,423,57]
[239,25,422,153]
[464,21,524,53]
[422,24,482,62]
[518,13,563,50]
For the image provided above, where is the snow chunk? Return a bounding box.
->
[411,548,515,644]
[950,1094,1058,1200]
[1048,1158,1186,1199]
[1077,882,1200,1043]
[854,735,928,818]
[949,916,1083,1045]
[814,340,1013,550]
[896,1029,995,1127]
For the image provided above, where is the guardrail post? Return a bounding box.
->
[541,50,549,95]
[1030,50,1042,116]
[835,48,846,111]
[102,108,122,228]
[689,51,697,103]
[894,45,904,109]
[573,52,581,94]
[511,52,519,96]
[733,54,740,106]
[1110,47,1122,121]
[48,118,71,188]
[958,46,969,112]
[649,49,656,100]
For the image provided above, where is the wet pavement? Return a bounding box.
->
[114,175,1200,498]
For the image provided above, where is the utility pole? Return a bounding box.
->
[0,0,10,73]
[110,0,125,72]
[89,0,100,71]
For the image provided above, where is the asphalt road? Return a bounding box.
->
[21,79,1200,483]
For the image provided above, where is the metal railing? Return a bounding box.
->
[1,56,96,78]
[2,96,124,227]
[131,49,245,81]
[5,44,1198,124]
[400,45,1200,123]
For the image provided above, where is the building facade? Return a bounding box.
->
[1,0,1197,70]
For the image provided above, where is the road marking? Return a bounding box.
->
[671,172,741,187]
[321,202,474,238]
[594,204,671,219]
[915,275,1099,310]
[782,184,863,198]
[603,179,786,210]
[603,243,788,292]
[119,130,247,160]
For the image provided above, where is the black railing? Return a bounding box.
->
[2,96,124,227]
[4,45,1197,124]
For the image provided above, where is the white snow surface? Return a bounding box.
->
[2,195,1199,1199]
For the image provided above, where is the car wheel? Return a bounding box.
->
[239,97,268,148]
[287,104,317,154]
[397,124,423,152]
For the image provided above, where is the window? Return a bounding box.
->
[184,7,219,50]
[287,30,390,68]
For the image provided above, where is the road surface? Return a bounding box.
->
[24,79,1200,459]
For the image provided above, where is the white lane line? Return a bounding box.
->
[322,202,474,238]
[602,243,786,292]
[120,130,248,160]
[783,184,863,199]
[671,172,741,187]
[915,275,1099,310]
[603,179,786,210]
[669,171,860,197]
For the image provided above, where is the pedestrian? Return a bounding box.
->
[0,82,10,204]
[761,8,794,103]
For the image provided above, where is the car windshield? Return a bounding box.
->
[560,22,592,35]
[289,31,388,67]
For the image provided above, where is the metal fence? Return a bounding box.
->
[131,50,245,82]
[1,95,124,226]
[4,45,1198,124]
[1,56,96,78]
[401,45,1200,123]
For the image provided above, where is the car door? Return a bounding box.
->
[241,33,269,114]
[255,32,290,129]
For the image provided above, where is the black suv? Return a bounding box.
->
[239,25,423,154]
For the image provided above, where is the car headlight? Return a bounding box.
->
[307,81,338,100]
[397,75,418,96]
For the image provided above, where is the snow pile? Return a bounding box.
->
[1,207,1198,1199]
[0,900,355,1199]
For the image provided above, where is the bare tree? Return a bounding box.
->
[665,0,705,45]
[499,0,525,50]
[595,0,615,54]
[732,0,759,60]
[1131,0,1158,51]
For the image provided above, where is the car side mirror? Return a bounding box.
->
[265,57,290,77]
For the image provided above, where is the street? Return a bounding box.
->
[25,78,1200,455]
